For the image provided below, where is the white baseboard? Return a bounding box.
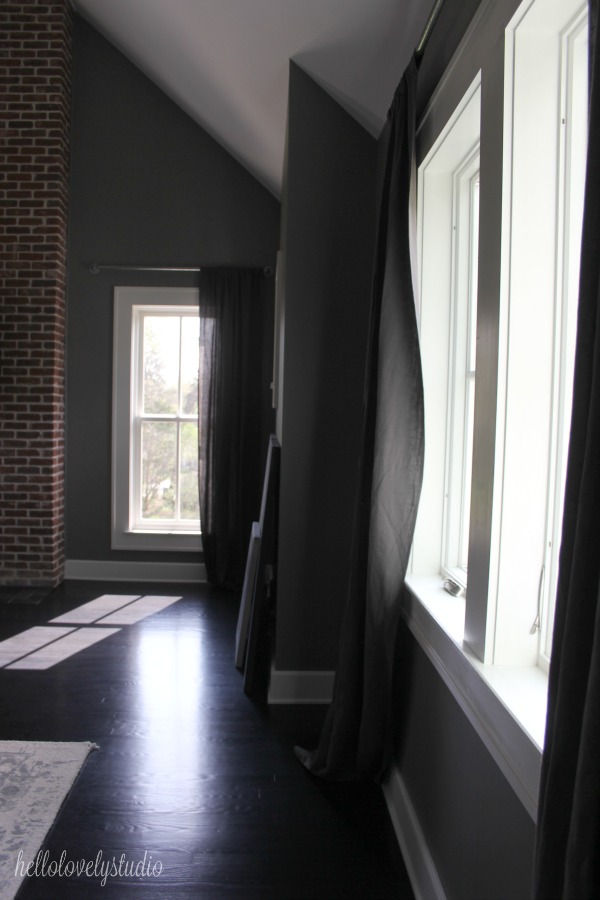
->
[268,666,335,704]
[382,763,446,900]
[64,559,206,583]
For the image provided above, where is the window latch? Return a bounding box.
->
[531,565,545,634]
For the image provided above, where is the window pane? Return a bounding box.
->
[468,179,480,374]
[179,422,200,520]
[459,176,480,571]
[445,157,480,579]
[143,317,180,414]
[180,317,200,416]
[141,421,177,520]
[460,376,476,570]
[411,78,481,582]
[543,14,588,659]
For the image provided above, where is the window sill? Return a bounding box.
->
[402,574,546,821]
[111,529,202,553]
[130,529,201,536]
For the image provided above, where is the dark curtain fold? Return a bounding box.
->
[198,267,265,591]
[295,55,424,782]
[533,2,600,897]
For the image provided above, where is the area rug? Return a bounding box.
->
[0,740,97,900]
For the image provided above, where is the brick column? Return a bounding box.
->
[0,0,72,586]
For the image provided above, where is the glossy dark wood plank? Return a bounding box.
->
[0,581,413,898]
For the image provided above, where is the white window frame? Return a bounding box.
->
[484,0,588,668]
[412,76,481,585]
[539,8,588,667]
[443,153,480,585]
[112,287,202,552]
[131,307,201,533]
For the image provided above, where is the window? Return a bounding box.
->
[488,0,588,668]
[444,154,480,584]
[132,309,200,531]
[539,5,588,665]
[413,77,481,587]
[411,0,588,671]
[112,287,202,552]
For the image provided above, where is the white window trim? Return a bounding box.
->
[112,286,202,553]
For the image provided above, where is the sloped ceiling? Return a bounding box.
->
[70,0,433,198]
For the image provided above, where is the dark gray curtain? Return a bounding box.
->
[295,55,424,781]
[533,2,600,896]
[198,267,265,590]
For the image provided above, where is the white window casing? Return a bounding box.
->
[112,286,202,553]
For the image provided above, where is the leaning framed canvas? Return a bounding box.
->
[243,434,280,694]
[235,521,262,670]
[259,434,280,536]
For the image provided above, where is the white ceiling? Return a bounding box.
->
[71,0,433,198]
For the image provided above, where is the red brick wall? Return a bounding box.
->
[0,0,72,586]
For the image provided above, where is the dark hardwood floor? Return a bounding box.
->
[0,581,414,898]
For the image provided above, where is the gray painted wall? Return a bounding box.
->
[272,0,488,674]
[65,17,280,563]
[394,621,535,899]
[275,63,378,671]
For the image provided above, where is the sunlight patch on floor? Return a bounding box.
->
[0,595,182,670]
[0,626,75,667]
[6,627,122,670]
[50,594,141,624]
[96,595,182,625]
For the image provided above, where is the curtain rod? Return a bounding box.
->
[88,263,274,276]
[415,0,447,60]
